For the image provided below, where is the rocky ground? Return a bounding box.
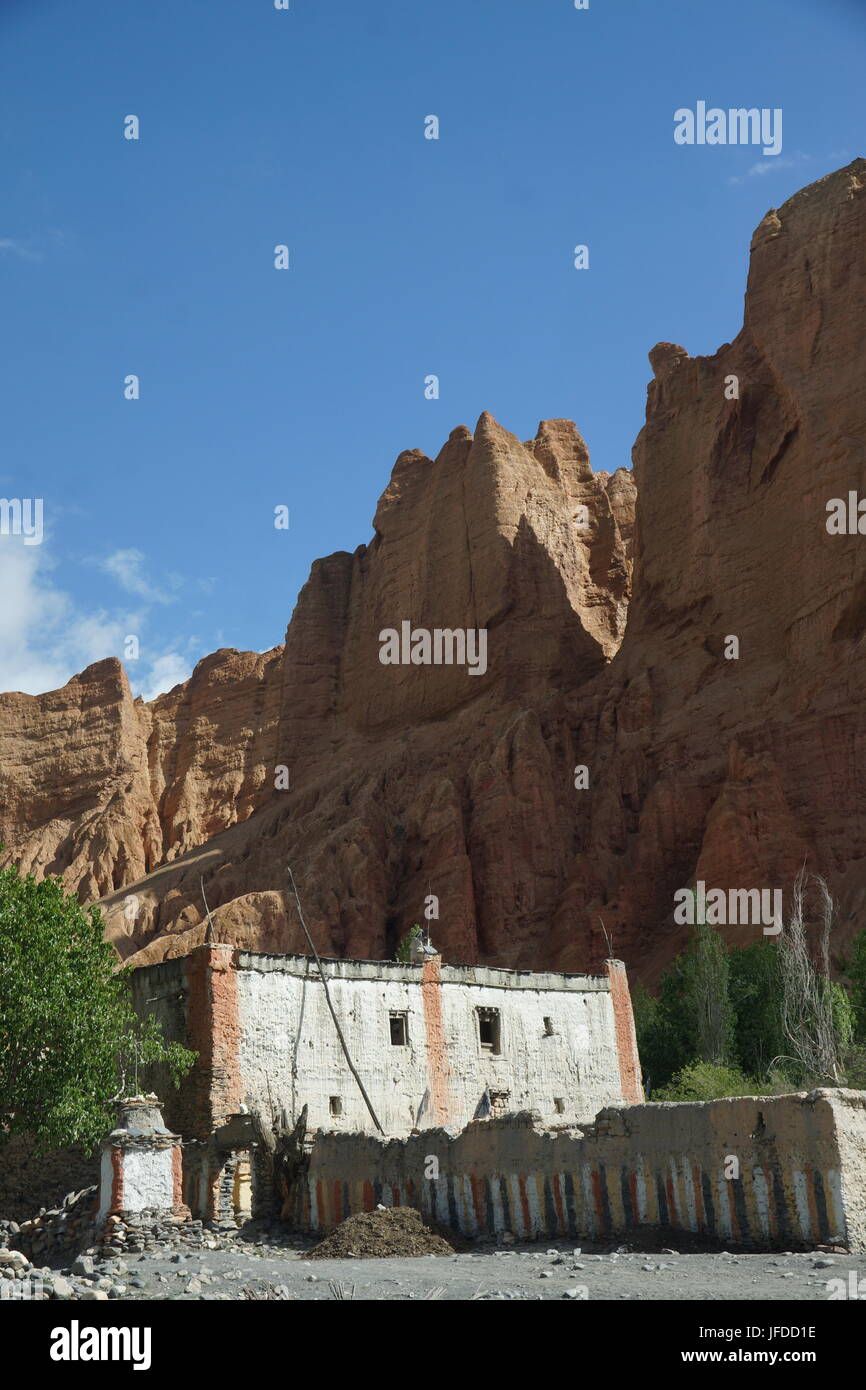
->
[3,1232,864,1302]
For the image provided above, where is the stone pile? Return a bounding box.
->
[2,1186,98,1266]
[94,1210,231,1259]
[0,1245,126,1302]
[0,1202,304,1300]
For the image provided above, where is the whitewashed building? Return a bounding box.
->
[132,941,643,1220]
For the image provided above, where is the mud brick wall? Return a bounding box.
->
[132,947,642,1141]
[293,1089,866,1252]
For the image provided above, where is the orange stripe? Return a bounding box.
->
[110,1147,124,1214]
[471,1175,485,1229]
[666,1173,679,1227]
[518,1176,532,1235]
[421,957,451,1124]
[591,1170,604,1230]
[628,1171,639,1226]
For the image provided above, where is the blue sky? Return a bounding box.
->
[0,0,863,698]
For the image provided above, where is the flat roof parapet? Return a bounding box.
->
[129,946,613,992]
[233,949,611,992]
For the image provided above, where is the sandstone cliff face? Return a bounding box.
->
[0,416,634,968]
[0,649,283,900]
[550,158,866,978]
[2,160,865,981]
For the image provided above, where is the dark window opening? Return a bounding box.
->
[477,1007,501,1054]
[543,1016,554,1036]
[329,1096,342,1117]
[389,1012,408,1046]
[553,1098,566,1114]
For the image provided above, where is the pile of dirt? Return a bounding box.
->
[307,1207,456,1260]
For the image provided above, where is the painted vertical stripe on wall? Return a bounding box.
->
[827,1169,845,1244]
[793,1169,811,1241]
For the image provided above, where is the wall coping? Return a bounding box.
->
[233,950,611,993]
[131,947,613,994]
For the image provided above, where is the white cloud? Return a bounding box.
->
[138,652,192,702]
[0,237,41,263]
[0,541,132,693]
[0,538,194,702]
[728,152,812,186]
[99,548,173,605]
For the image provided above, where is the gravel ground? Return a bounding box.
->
[68,1241,866,1302]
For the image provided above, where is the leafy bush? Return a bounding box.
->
[395,925,423,963]
[652,1061,759,1102]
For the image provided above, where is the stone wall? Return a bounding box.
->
[0,1136,99,1224]
[290,1089,866,1252]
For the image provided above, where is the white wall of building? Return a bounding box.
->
[97,1147,174,1223]
[235,956,624,1136]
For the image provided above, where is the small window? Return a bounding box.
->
[389,1012,408,1046]
[477,1007,501,1054]
[553,1098,566,1114]
[329,1096,342,1117]
[543,1016,554,1036]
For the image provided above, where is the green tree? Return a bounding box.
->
[728,940,786,1079]
[0,859,195,1150]
[635,907,735,1091]
[637,875,862,1098]
[845,929,866,1043]
[681,914,734,1065]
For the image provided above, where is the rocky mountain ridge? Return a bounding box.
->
[2,159,865,982]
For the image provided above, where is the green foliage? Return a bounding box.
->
[840,1044,866,1089]
[0,858,195,1151]
[828,979,855,1054]
[728,940,786,1077]
[845,930,866,1042]
[634,958,695,1088]
[681,917,735,1064]
[630,981,658,1057]
[653,1061,758,1103]
[634,918,734,1091]
[117,1014,199,1099]
[395,925,423,964]
[637,910,862,1097]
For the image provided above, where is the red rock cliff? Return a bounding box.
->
[2,160,865,980]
